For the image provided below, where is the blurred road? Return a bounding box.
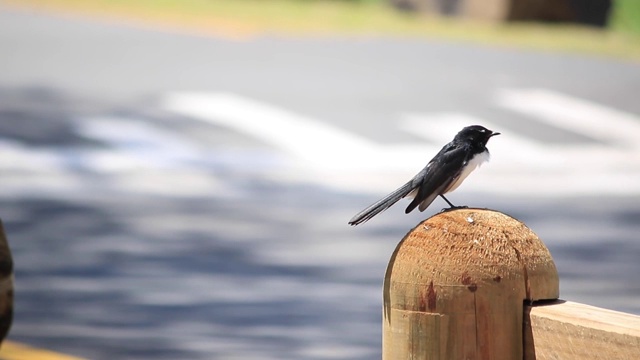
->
[1,5,640,360]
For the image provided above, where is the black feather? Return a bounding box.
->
[348,125,499,226]
[348,181,414,225]
[405,145,469,213]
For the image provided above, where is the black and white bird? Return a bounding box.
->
[348,125,500,226]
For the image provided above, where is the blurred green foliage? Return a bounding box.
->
[6,0,640,60]
[613,0,640,35]
[302,0,640,36]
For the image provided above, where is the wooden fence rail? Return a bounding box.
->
[383,209,640,360]
[525,300,640,359]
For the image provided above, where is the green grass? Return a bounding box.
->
[4,0,640,61]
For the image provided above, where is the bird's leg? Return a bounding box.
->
[440,195,468,212]
[440,194,455,207]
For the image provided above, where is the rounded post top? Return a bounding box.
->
[383,208,558,359]
[385,208,559,306]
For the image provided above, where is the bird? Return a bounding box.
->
[348,125,500,226]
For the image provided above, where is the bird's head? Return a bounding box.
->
[455,125,500,146]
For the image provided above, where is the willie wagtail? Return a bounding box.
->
[348,125,499,226]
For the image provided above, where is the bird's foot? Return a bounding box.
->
[440,205,468,213]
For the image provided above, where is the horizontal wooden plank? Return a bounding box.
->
[525,300,640,360]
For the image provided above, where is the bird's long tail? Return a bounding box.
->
[348,182,414,226]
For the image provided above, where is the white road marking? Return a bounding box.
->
[162,92,439,193]
[401,113,640,195]
[164,91,640,196]
[495,88,640,148]
[400,113,556,168]
[163,92,382,170]
[3,90,637,197]
[75,117,203,171]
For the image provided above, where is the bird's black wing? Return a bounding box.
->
[348,142,471,226]
[405,143,470,213]
[348,180,415,226]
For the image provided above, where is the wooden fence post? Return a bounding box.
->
[383,208,558,359]
[0,219,12,346]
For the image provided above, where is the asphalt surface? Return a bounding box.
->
[1,5,640,360]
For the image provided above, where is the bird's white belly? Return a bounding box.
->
[445,150,490,193]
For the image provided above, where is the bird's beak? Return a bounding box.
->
[490,132,501,137]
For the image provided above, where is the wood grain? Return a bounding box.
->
[383,208,559,359]
[525,300,640,359]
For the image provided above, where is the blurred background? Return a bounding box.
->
[0,0,639,359]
